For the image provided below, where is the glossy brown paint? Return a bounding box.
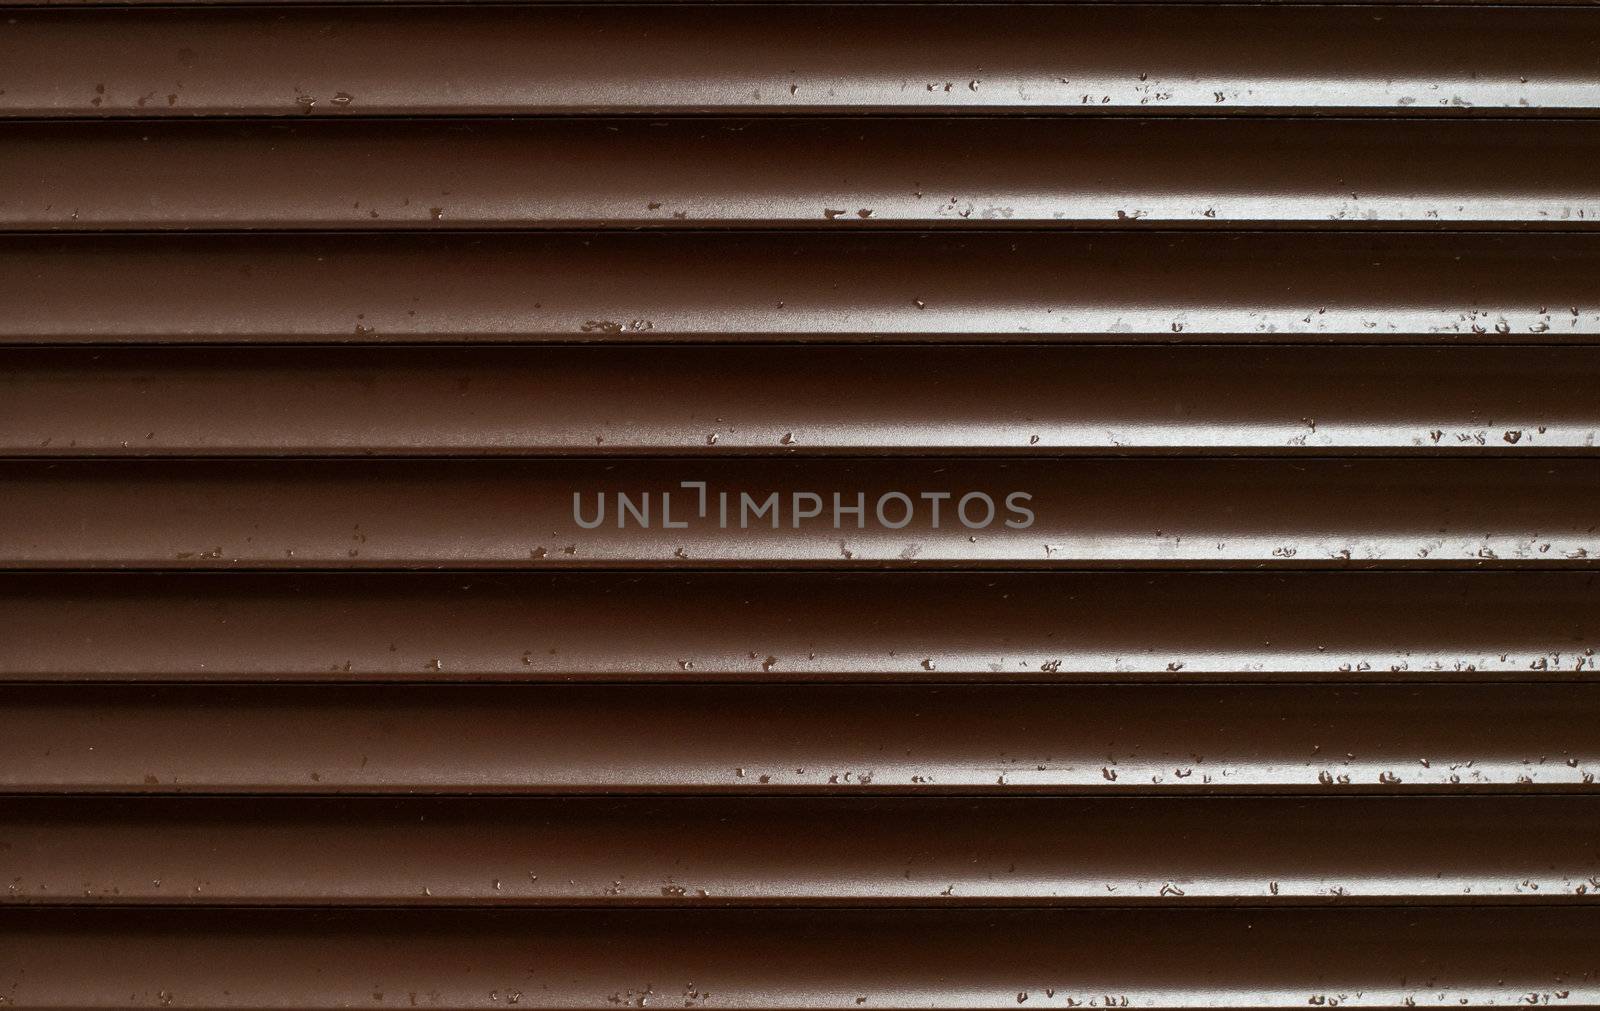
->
[3,119,1599,230]
[0,458,1596,569]
[3,796,1598,905]
[7,0,1599,997]
[4,232,1598,344]
[5,346,1600,455]
[2,684,1596,793]
[5,6,1598,117]
[3,906,1599,1010]
[2,571,1595,683]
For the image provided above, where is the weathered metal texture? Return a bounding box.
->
[0,459,1597,568]
[5,6,1598,117]
[3,907,1598,1009]
[6,346,1600,455]
[3,684,1596,793]
[3,119,1599,230]
[4,796,1598,905]
[5,0,1599,1002]
[3,572,1596,683]
[4,233,1598,345]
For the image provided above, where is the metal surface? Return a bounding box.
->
[4,572,1597,682]
[4,796,1598,905]
[1,459,1597,568]
[4,683,1597,793]
[4,0,1598,1003]
[4,119,1600,230]
[4,232,1598,345]
[5,6,1598,117]
[7,346,1600,455]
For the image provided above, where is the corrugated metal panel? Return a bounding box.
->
[3,0,1598,1004]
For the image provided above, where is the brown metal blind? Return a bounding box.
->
[2,0,1599,1005]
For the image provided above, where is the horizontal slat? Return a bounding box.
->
[5,6,1597,117]
[4,796,1597,905]
[5,571,1596,683]
[6,346,1600,456]
[5,232,1597,344]
[2,119,1597,230]
[0,459,1597,569]
[3,907,1598,1009]
[4,684,1596,793]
